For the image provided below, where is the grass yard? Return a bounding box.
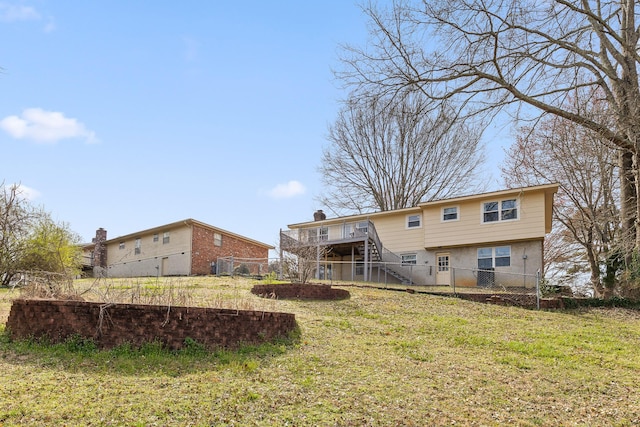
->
[1,276,640,426]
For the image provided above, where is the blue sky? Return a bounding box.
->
[0,1,507,251]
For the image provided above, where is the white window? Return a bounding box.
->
[318,227,328,241]
[153,233,158,242]
[495,246,511,266]
[163,232,170,244]
[356,221,368,234]
[437,254,450,272]
[477,248,493,269]
[401,254,417,265]
[477,246,511,268]
[501,199,517,220]
[214,233,222,246]
[483,199,518,223]
[118,242,125,250]
[442,206,458,221]
[135,238,141,255]
[407,214,422,228]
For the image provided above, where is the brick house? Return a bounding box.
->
[88,219,273,278]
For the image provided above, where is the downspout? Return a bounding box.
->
[186,220,193,276]
[522,248,527,288]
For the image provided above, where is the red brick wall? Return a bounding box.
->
[251,284,350,300]
[191,224,270,275]
[6,299,296,350]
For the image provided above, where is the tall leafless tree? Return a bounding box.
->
[339,0,640,259]
[501,91,620,296]
[318,93,485,214]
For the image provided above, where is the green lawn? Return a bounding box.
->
[1,277,639,426]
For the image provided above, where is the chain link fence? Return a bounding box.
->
[215,256,272,277]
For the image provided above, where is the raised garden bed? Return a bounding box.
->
[6,299,296,350]
[251,283,350,300]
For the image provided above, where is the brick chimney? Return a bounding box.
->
[313,210,326,221]
[92,228,107,269]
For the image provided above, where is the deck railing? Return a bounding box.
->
[280,220,382,248]
[281,220,421,283]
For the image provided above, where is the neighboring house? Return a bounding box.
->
[85,219,273,278]
[280,183,558,288]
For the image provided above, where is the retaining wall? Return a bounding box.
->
[6,299,296,350]
[251,284,350,300]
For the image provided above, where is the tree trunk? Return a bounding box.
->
[620,150,636,266]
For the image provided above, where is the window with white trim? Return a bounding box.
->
[153,233,158,242]
[119,242,125,250]
[214,233,222,247]
[135,238,141,255]
[401,254,417,265]
[442,206,458,221]
[483,199,518,223]
[163,232,170,244]
[407,214,421,228]
[356,221,368,234]
[319,226,328,241]
[477,246,511,268]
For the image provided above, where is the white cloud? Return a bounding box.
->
[0,108,98,144]
[0,3,40,22]
[0,3,55,33]
[268,180,306,199]
[10,183,41,201]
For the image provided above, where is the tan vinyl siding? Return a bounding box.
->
[424,191,548,249]
[371,212,424,253]
[106,225,193,277]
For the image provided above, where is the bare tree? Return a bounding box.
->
[0,183,39,286]
[319,93,485,214]
[502,92,620,296]
[339,0,640,258]
[279,232,330,284]
[281,244,330,284]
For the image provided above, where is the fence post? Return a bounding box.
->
[409,265,413,286]
[452,267,456,295]
[384,262,387,288]
[536,269,541,310]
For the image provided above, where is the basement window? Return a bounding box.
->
[401,254,417,265]
[477,246,511,268]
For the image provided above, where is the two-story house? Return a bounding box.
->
[88,219,274,278]
[280,183,558,288]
